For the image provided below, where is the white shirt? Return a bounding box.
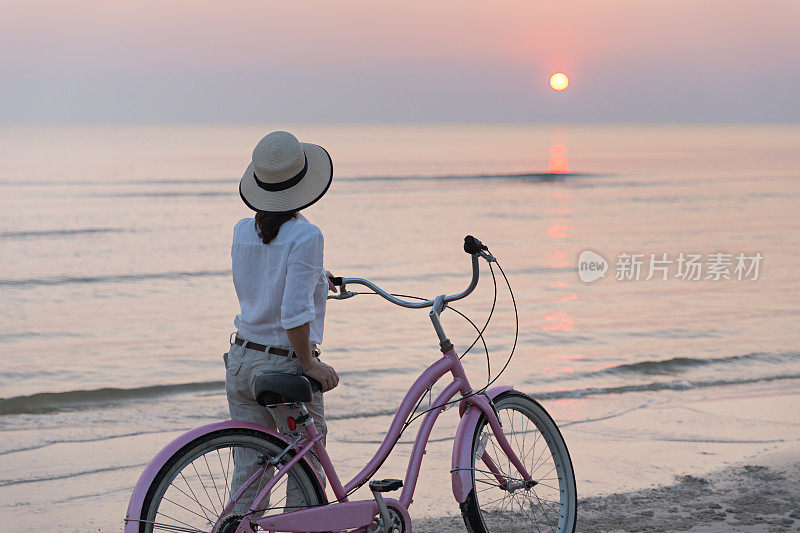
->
[232,214,327,347]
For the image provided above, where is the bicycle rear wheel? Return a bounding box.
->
[460,391,577,533]
[138,428,325,533]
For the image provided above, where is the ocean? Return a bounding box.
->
[1,124,798,530]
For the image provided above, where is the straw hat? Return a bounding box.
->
[239,131,333,213]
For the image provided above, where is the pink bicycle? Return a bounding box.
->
[125,236,577,533]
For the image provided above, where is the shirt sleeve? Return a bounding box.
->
[281,228,324,330]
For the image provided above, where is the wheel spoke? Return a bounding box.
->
[529,491,561,527]
[529,441,551,477]
[170,481,218,519]
[203,453,225,510]
[161,496,212,522]
[156,510,209,532]
[147,520,207,533]
[532,461,557,480]
[522,427,543,465]
[178,471,214,523]
[190,460,218,515]
[141,433,324,533]
[536,481,562,491]
[468,394,574,533]
[216,448,231,506]
[481,492,511,508]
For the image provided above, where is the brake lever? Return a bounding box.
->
[327,275,352,300]
[327,289,357,300]
[479,249,497,263]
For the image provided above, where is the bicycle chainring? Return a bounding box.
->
[370,506,406,533]
[212,513,245,533]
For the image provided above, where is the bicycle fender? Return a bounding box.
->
[124,421,322,532]
[451,385,513,503]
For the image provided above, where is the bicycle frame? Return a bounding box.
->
[125,238,533,533]
[233,344,532,533]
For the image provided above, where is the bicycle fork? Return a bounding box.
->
[470,392,534,484]
[451,385,536,503]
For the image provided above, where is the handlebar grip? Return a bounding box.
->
[464,235,488,255]
[328,275,343,286]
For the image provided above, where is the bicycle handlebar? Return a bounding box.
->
[463,235,488,255]
[327,235,495,310]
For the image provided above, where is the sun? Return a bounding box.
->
[549,72,569,91]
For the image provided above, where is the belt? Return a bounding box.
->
[234,336,319,358]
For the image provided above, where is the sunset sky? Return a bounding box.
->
[1,0,798,124]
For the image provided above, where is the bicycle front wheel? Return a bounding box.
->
[138,428,326,533]
[460,391,577,533]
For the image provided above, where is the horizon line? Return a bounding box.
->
[2,121,799,128]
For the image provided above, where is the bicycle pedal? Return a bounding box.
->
[369,478,403,492]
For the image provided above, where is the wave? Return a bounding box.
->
[0,261,569,289]
[337,171,600,182]
[0,178,235,187]
[0,407,404,457]
[1,267,459,289]
[0,381,224,415]
[622,328,732,340]
[0,269,229,288]
[124,178,234,186]
[602,351,799,375]
[0,365,417,416]
[526,351,800,386]
[0,462,145,488]
[535,373,800,400]
[0,330,83,343]
[0,228,123,239]
[76,173,602,199]
[4,364,800,419]
[95,191,229,198]
[0,172,603,188]
[0,429,175,457]
[328,372,800,419]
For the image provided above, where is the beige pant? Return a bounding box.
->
[225,339,327,514]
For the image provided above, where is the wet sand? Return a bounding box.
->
[413,449,800,532]
[577,455,800,532]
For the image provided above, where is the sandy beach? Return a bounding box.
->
[578,455,800,532]
[2,373,798,532]
[414,451,800,532]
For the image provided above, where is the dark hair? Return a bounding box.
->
[254,211,298,245]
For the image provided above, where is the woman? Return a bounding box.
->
[226,131,339,511]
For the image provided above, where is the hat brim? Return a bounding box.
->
[239,143,333,213]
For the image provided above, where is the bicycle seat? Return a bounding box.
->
[254,373,321,405]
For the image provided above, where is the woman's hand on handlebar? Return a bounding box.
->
[303,359,340,392]
[326,270,339,293]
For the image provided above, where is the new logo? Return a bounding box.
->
[577,250,608,283]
